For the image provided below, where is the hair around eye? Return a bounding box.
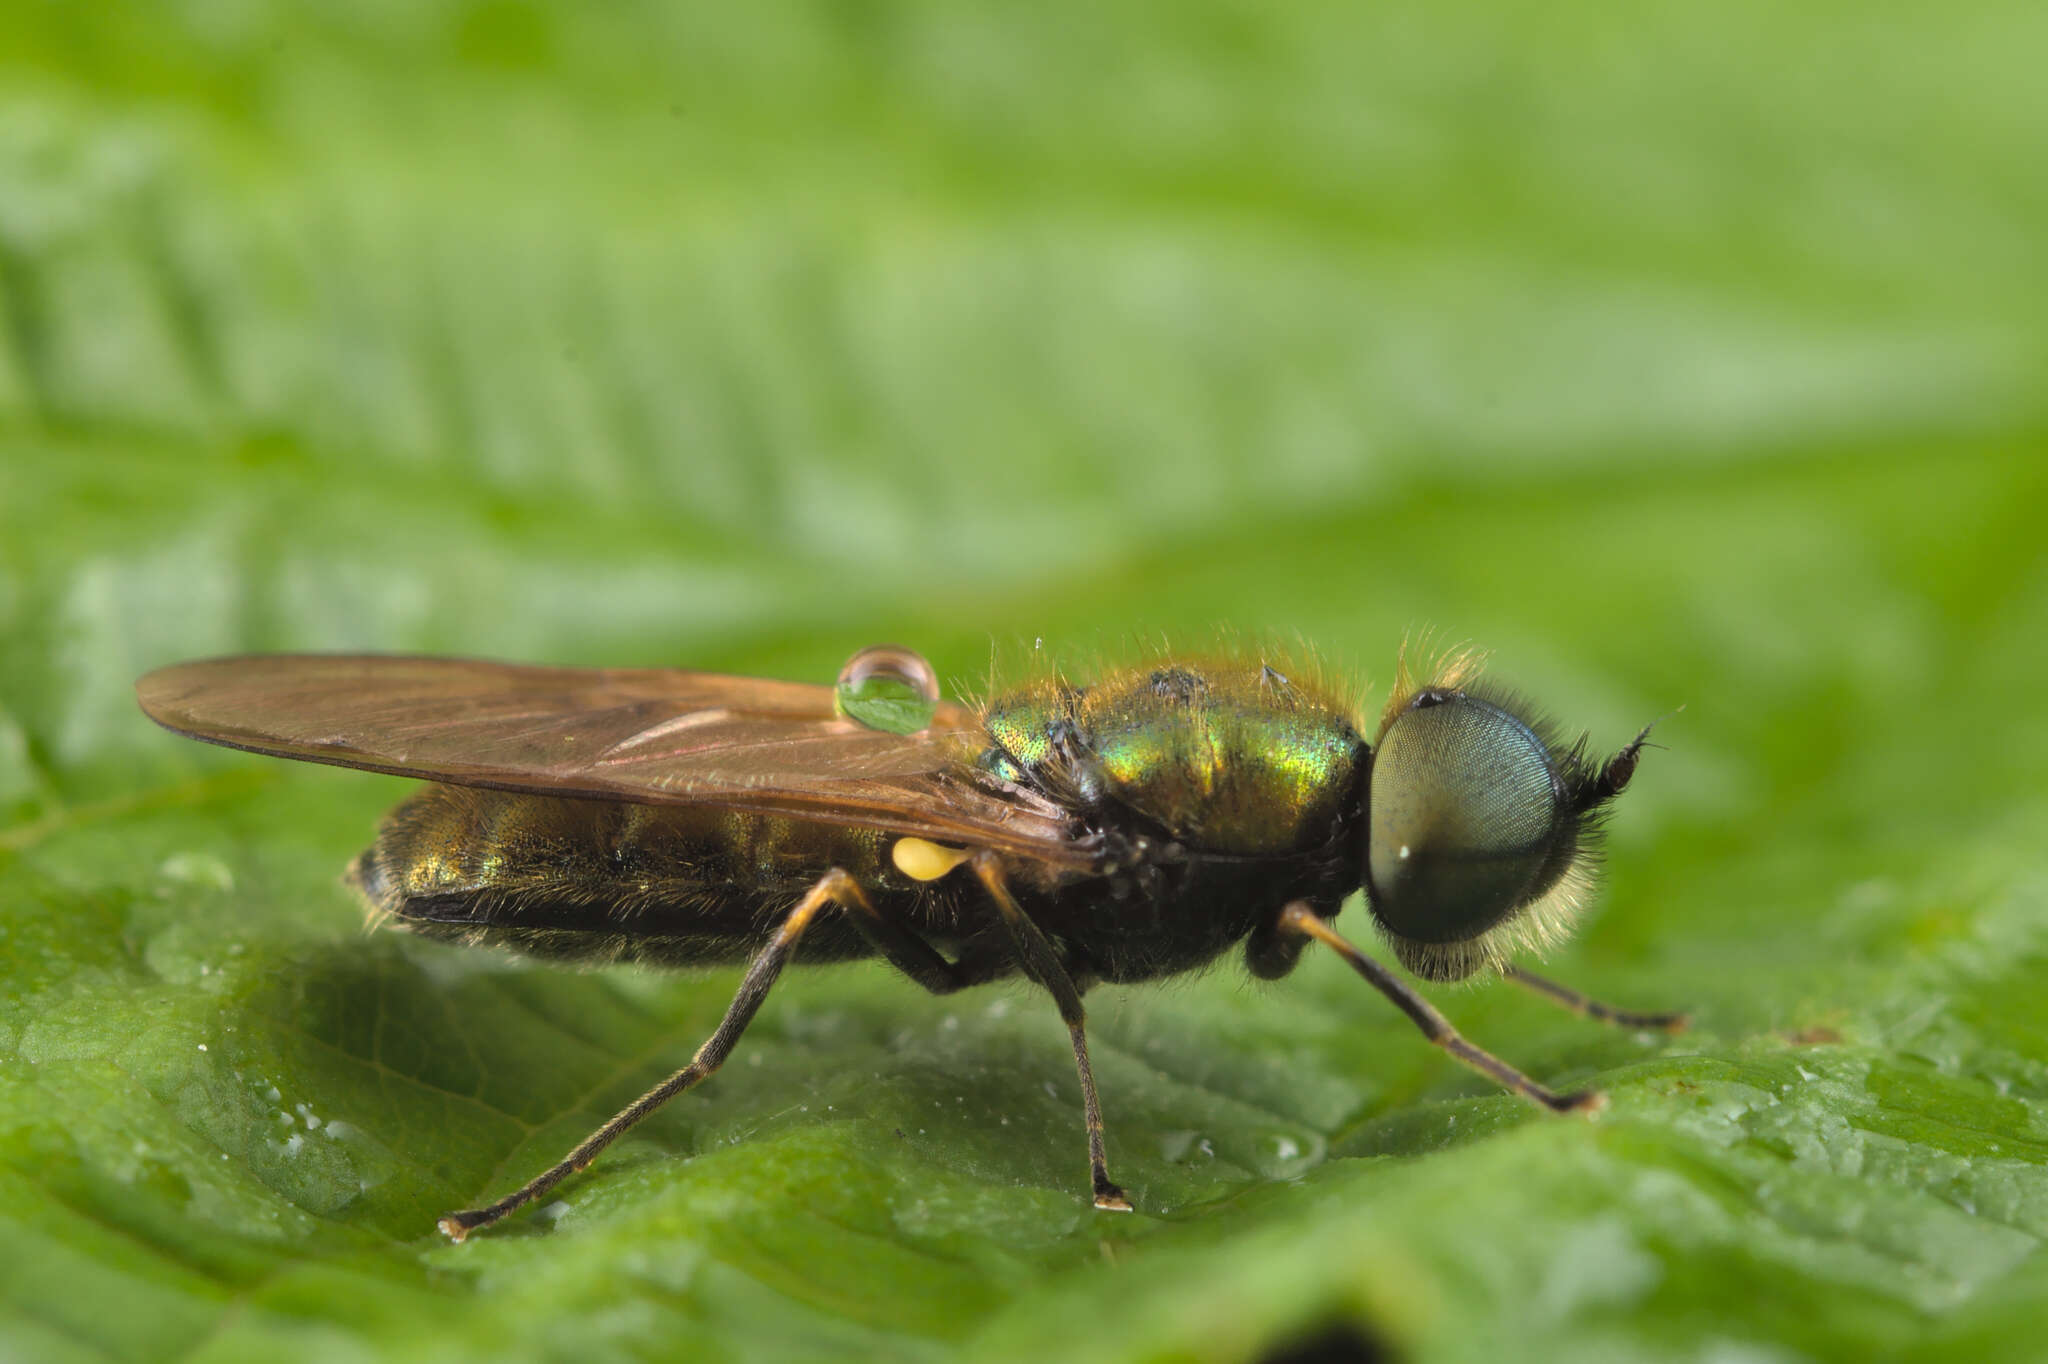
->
[1384,858,1599,982]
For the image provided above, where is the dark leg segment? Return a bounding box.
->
[969,852,1132,1212]
[1276,902,1605,1114]
[440,867,861,1241]
[828,873,1000,996]
[1503,965,1690,1032]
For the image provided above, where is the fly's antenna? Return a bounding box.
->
[1578,705,1682,811]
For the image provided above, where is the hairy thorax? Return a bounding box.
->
[977,661,1366,858]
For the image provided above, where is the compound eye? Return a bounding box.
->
[1367,693,1567,946]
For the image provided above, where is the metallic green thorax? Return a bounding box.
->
[979,663,1364,856]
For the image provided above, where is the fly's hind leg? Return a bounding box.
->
[438,867,864,1242]
[968,851,1132,1213]
[1276,902,1606,1114]
[825,867,1003,997]
[1502,965,1690,1032]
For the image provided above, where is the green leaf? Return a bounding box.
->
[3,5,2046,1361]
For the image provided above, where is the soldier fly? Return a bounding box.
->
[135,642,1684,1239]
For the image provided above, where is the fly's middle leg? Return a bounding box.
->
[969,850,1132,1213]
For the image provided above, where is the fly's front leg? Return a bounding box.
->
[439,867,863,1242]
[1502,965,1690,1032]
[1276,902,1605,1114]
[968,851,1132,1212]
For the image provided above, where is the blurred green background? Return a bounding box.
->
[3,4,2045,1361]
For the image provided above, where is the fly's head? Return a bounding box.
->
[1360,649,1656,983]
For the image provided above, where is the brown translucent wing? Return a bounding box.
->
[136,655,1094,867]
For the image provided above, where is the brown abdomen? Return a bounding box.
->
[348,785,929,968]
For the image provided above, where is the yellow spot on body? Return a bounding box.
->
[1399,845,1411,860]
[893,837,971,882]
